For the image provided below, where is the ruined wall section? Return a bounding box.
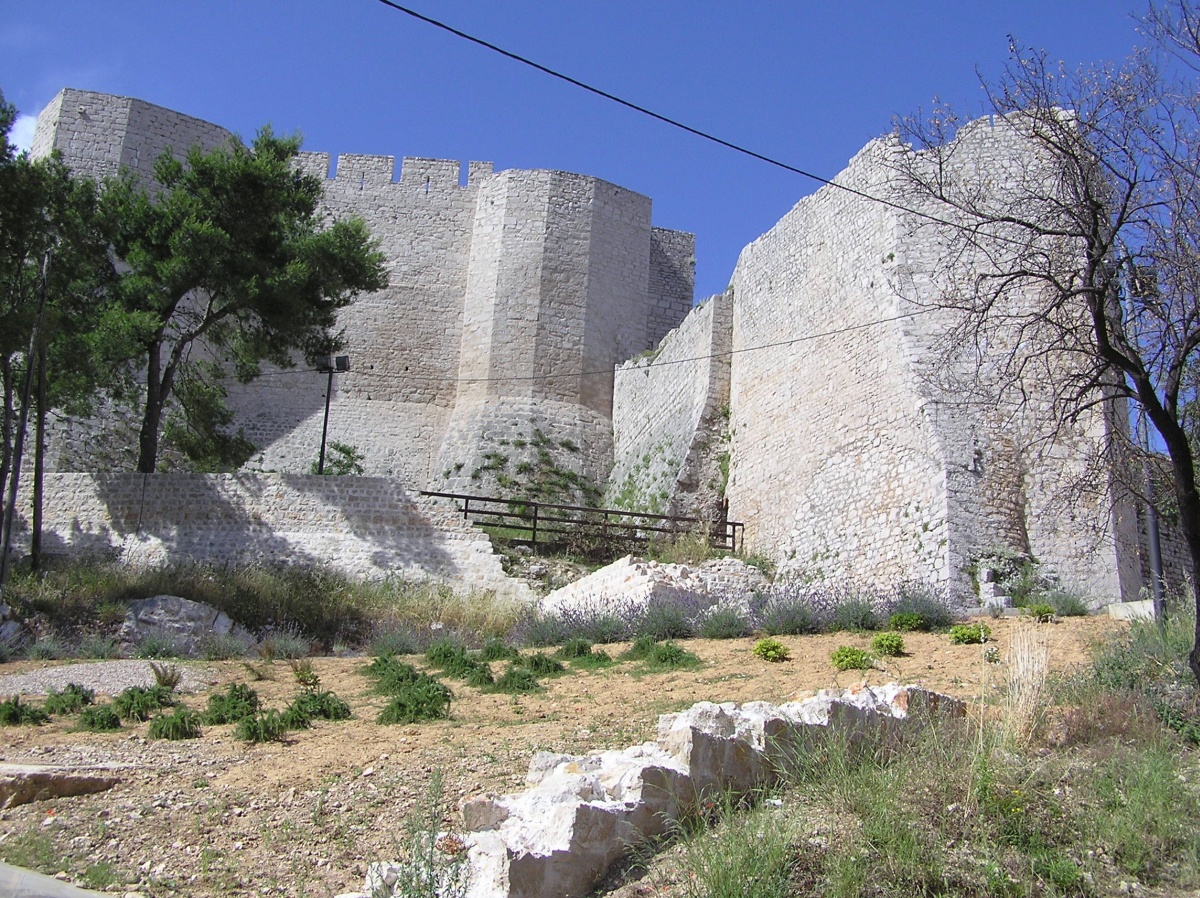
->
[647,228,696,347]
[607,292,732,520]
[725,142,950,587]
[11,474,530,599]
[890,117,1139,602]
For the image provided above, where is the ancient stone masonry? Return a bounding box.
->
[34,89,695,498]
[29,89,1167,603]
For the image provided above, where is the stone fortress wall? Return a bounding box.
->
[27,89,1163,603]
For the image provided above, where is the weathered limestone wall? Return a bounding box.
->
[725,141,950,588]
[32,89,695,493]
[607,292,732,518]
[11,474,529,599]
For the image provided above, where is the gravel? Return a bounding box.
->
[0,660,215,697]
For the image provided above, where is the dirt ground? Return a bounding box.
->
[0,615,1123,897]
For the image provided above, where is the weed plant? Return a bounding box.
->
[197,631,252,660]
[132,633,182,659]
[43,683,95,715]
[569,648,614,670]
[235,709,289,743]
[830,598,879,632]
[150,661,182,690]
[376,678,453,724]
[0,696,49,725]
[554,638,594,659]
[113,685,175,721]
[391,770,469,898]
[148,706,202,740]
[368,627,420,658]
[673,799,799,898]
[633,597,703,641]
[889,584,954,630]
[76,634,119,659]
[257,625,309,660]
[202,683,261,725]
[77,705,122,732]
[1024,602,1056,622]
[751,638,790,662]
[830,645,873,671]
[289,658,321,692]
[489,666,541,694]
[640,641,702,671]
[24,635,67,661]
[698,607,753,639]
[288,689,352,722]
[479,637,520,662]
[870,632,905,657]
[620,635,659,661]
[949,622,991,645]
[516,652,565,676]
[1044,589,1089,617]
[887,612,925,632]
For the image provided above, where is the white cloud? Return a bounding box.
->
[10,114,37,153]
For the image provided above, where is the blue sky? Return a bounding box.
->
[1,1,1151,299]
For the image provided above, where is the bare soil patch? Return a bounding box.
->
[0,615,1120,897]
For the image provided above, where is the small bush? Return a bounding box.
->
[77,634,120,659]
[831,598,879,632]
[43,683,96,715]
[620,635,660,661]
[890,584,954,629]
[950,622,992,645]
[78,704,122,732]
[25,636,67,661]
[376,677,454,724]
[425,637,469,668]
[479,637,520,662]
[0,696,50,726]
[888,612,926,632]
[518,652,566,676]
[198,632,252,660]
[1025,603,1056,623]
[150,661,182,691]
[752,638,790,663]
[257,626,310,660]
[489,666,542,694]
[280,702,312,731]
[289,658,320,692]
[759,598,820,636]
[148,706,202,740]
[830,645,873,671]
[634,600,696,641]
[643,641,702,670]
[113,685,175,721]
[554,638,594,659]
[288,689,352,722]
[202,683,261,725]
[235,709,289,743]
[571,648,615,670]
[1046,590,1089,617]
[368,628,420,658]
[133,633,183,660]
[464,665,496,688]
[700,607,753,639]
[871,631,905,656]
[364,657,428,695]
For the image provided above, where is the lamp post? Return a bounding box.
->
[316,354,350,475]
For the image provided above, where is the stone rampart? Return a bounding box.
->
[11,474,531,600]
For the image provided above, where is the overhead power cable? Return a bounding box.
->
[369,0,986,234]
[249,307,934,387]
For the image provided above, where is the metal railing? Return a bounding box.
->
[420,491,743,557]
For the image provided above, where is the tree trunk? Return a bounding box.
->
[31,335,46,572]
[137,341,164,474]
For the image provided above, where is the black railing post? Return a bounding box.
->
[531,503,539,549]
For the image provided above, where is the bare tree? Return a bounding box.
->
[893,1,1200,684]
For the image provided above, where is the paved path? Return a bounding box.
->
[0,862,108,898]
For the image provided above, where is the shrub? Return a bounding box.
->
[888,612,926,632]
[288,690,352,722]
[517,652,566,676]
[555,638,594,659]
[0,696,49,726]
[620,635,660,661]
[871,631,905,657]
[113,685,175,721]
[642,641,702,670]
[831,598,879,632]
[950,623,992,645]
[890,584,954,630]
[480,637,520,662]
[570,648,614,670]
[43,683,96,715]
[830,645,873,671]
[752,638,790,663]
[235,709,289,743]
[77,634,120,659]
[1045,590,1089,617]
[364,657,428,694]
[133,633,183,660]
[257,626,310,660]
[425,637,469,668]
[148,706,202,740]
[25,636,67,661]
[202,683,261,725]
[150,661,182,691]
[198,631,252,660]
[78,704,122,732]
[368,627,420,658]
[633,599,697,641]
[489,666,542,695]
[699,607,753,639]
[1025,603,1057,623]
[758,596,820,636]
[280,702,312,731]
[377,677,454,724]
[464,665,496,688]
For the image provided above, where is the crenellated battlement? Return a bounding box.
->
[295,151,494,189]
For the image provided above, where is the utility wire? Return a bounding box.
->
[369,0,986,234]
[246,307,933,387]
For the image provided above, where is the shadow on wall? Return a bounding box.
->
[20,473,465,580]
